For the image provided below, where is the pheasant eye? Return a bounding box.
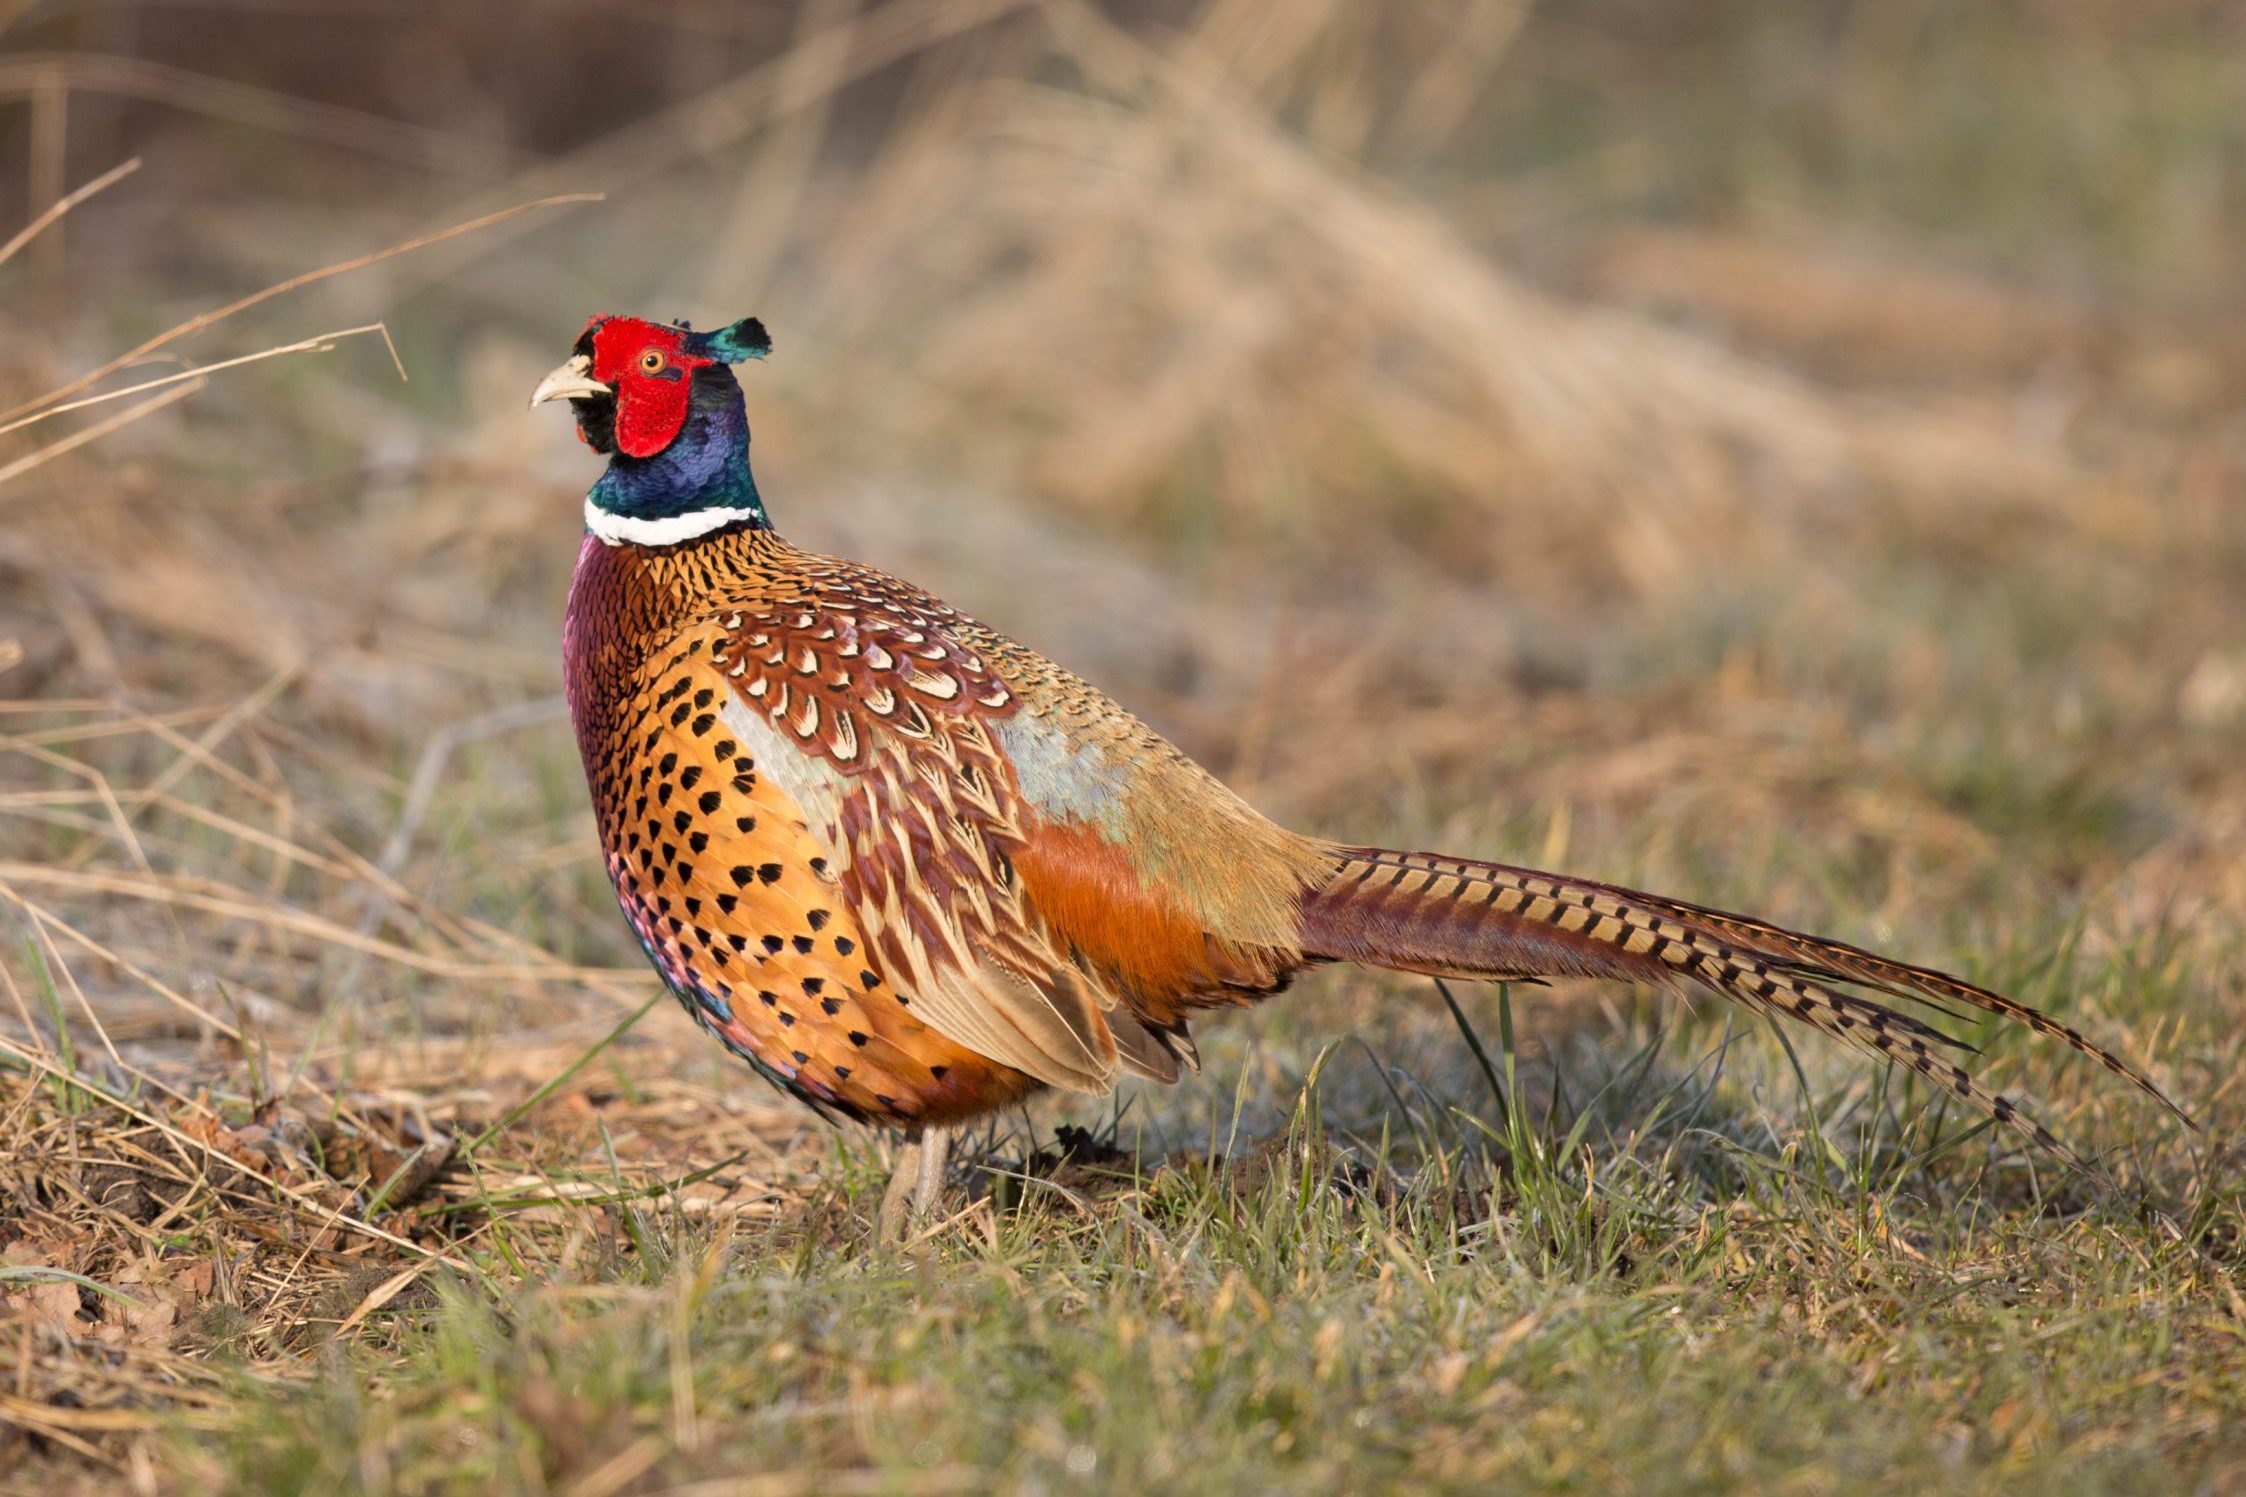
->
[638,349,667,374]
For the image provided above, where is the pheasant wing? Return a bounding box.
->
[711,564,1127,1094]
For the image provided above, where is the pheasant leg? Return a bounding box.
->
[913,1124,951,1219]
[877,1133,920,1240]
[877,1125,951,1241]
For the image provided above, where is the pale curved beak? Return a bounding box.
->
[528,354,610,409]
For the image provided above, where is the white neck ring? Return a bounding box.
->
[583,498,760,547]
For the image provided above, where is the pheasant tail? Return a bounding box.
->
[1297,847,2194,1171]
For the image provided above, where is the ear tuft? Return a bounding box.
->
[706,317,772,364]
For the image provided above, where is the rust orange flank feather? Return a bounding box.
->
[538,312,2194,1198]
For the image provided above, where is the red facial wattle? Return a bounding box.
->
[583,317,715,459]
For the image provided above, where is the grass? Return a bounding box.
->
[199,1133,2241,1496]
[4,0,2246,1492]
[16,961,2235,1494]
[6,940,2239,1496]
[3,880,2236,1492]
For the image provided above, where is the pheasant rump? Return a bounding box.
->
[532,312,2189,1226]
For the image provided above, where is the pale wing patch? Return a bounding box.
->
[993,712,1131,837]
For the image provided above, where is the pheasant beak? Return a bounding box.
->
[528,354,609,409]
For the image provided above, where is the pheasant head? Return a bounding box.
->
[530,313,772,544]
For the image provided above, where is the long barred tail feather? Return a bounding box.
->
[1297,847,2195,1176]
[1617,887,2196,1130]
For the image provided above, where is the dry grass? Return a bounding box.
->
[2,1,2244,1491]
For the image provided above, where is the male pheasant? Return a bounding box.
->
[533,313,2189,1228]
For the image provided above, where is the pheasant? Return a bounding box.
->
[532,312,2190,1229]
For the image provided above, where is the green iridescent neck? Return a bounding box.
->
[588,365,767,530]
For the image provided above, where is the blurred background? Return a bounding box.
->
[0,0,2239,1178]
